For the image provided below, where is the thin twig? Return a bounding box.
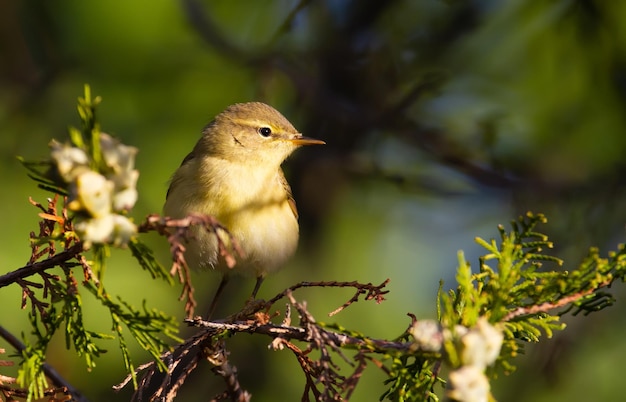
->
[264,279,390,316]
[186,316,412,355]
[0,325,89,402]
[503,285,603,321]
[0,243,83,289]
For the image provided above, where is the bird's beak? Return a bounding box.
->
[289,135,326,146]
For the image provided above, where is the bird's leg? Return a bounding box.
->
[206,275,230,319]
[224,276,268,321]
[251,275,265,299]
[231,275,267,319]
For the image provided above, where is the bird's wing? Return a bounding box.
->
[279,170,298,220]
[166,151,196,200]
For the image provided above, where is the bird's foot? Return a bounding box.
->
[226,297,268,322]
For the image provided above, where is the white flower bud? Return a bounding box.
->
[447,366,490,402]
[68,171,113,218]
[49,140,90,182]
[460,318,503,369]
[112,170,139,212]
[100,133,138,174]
[409,320,443,352]
[111,214,137,247]
[74,215,115,249]
[99,133,139,211]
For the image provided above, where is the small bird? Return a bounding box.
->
[164,102,324,317]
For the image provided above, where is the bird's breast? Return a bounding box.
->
[187,159,299,276]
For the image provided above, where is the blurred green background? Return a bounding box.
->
[2,0,626,400]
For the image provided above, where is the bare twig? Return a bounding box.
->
[116,327,252,402]
[0,325,89,402]
[0,243,83,289]
[117,329,212,400]
[1,197,82,290]
[265,279,390,316]
[204,340,251,402]
[187,311,412,357]
[503,285,604,321]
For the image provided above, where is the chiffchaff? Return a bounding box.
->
[164,102,324,317]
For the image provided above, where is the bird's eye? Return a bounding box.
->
[258,127,272,137]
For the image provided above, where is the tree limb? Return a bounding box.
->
[0,243,83,288]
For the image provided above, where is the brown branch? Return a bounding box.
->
[0,243,83,289]
[328,278,390,316]
[28,196,62,261]
[0,325,89,402]
[167,352,201,401]
[503,285,601,321]
[186,316,412,355]
[206,341,250,402]
[286,291,348,400]
[343,352,369,400]
[265,279,390,316]
[116,327,252,402]
[17,278,49,320]
[0,383,72,401]
[278,338,323,401]
[117,329,212,401]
